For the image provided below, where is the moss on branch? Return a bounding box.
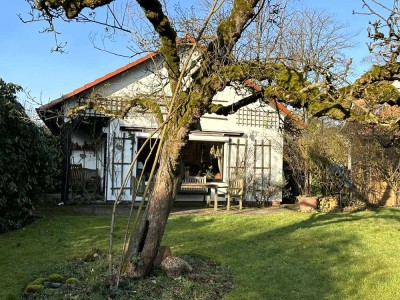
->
[36,0,113,18]
[356,64,400,85]
[210,61,311,108]
[309,101,351,120]
[217,62,306,92]
[216,0,258,51]
[136,0,180,91]
[362,82,400,104]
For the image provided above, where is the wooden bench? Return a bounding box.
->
[131,176,210,203]
[179,176,210,203]
[69,164,100,198]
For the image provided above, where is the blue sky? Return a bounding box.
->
[2,1,374,111]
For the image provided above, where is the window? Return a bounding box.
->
[181,141,224,181]
[136,139,224,181]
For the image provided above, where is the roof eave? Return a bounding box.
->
[38,51,159,111]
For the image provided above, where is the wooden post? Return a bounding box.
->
[120,133,125,189]
[253,139,257,196]
[60,122,71,203]
[235,139,240,177]
[268,140,272,182]
[244,138,248,197]
[227,139,231,183]
[102,134,108,200]
[261,139,265,196]
[111,133,116,195]
[130,135,135,196]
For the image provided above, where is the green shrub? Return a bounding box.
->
[0,78,61,233]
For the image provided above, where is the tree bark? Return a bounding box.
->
[125,127,187,278]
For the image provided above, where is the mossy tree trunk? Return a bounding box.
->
[125,122,190,277]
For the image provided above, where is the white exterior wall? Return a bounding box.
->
[63,56,285,202]
[100,105,284,202]
[200,87,284,202]
[93,57,167,98]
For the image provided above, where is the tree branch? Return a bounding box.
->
[136,0,180,92]
[207,91,263,115]
[215,0,262,59]
[33,0,114,19]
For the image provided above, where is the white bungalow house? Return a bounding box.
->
[37,51,289,205]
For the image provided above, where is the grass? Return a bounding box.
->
[0,215,113,299]
[2,208,400,299]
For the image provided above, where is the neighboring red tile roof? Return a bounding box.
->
[38,50,293,117]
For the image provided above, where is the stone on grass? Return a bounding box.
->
[161,256,193,278]
[45,282,63,289]
[83,248,101,262]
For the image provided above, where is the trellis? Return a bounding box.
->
[227,138,272,200]
[110,132,136,196]
[237,107,278,129]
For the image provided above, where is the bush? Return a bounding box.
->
[0,79,61,233]
[318,197,338,213]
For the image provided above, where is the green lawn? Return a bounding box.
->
[2,208,400,299]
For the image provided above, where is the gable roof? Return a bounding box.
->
[37,51,291,116]
[38,52,159,111]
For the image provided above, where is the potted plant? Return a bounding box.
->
[297,195,319,211]
[205,168,214,181]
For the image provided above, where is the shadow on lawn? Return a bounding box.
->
[166,209,400,299]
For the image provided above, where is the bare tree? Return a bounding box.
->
[25,0,400,280]
[265,7,356,120]
[357,0,400,65]
[346,123,400,206]
[284,119,349,198]
[241,4,356,83]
